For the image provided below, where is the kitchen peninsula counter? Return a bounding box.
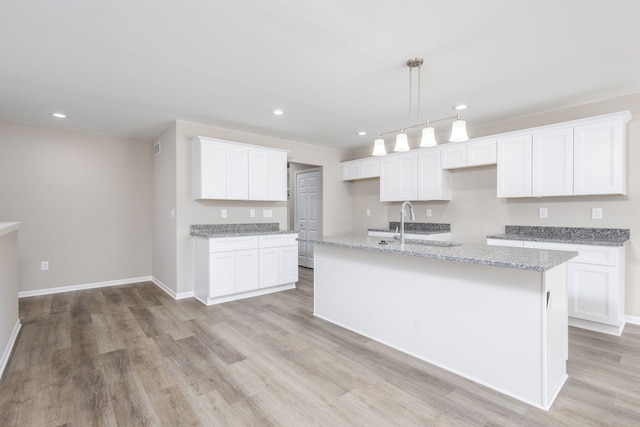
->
[301,233,576,410]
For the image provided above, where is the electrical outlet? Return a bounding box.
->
[539,208,548,219]
[366,209,371,217]
[426,209,432,217]
[170,208,175,219]
[250,209,256,218]
[592,207,603,220]
[221,209,227,218]
[41,261,49,271]
[263,209,273,218]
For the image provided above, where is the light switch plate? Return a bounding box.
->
[426,209,432,217]
[366,209,371,217]
[263,209,273,218]
[539,208,548,219]
[592,207,603,220]
[250,209,256,218]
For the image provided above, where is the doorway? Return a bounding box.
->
[290,166,322,269]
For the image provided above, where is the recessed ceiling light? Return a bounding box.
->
[51,112,67,118]
[273,109,284,116]
[453,105,468,111]
[357,131,367,136]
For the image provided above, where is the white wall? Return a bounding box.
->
[0,224,20,378]
[0,119,153,293]
[152,123,178,294]
[348,92,640,317]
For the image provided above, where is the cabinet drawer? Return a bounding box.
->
[259,234,298,248]
[486,238,524,248]
[522,241,620,266]
[209,236,259,252]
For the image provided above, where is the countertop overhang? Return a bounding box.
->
[300,233,578,272]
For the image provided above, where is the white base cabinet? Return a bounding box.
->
[194,233,298,306]
[487,238,626,335]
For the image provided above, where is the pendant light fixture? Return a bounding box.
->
[372,57,469,155]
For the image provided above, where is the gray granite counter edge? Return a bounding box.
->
[487,233,628,247]
[302,238,577,273]
[191,230,297,238]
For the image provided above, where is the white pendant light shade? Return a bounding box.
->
[449,119,469,142]
[372,138,387,156]
[394,132,410,152]
[419,126,437,147]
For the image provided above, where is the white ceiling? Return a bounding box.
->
[1,0,640,151]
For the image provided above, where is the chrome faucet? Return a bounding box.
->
[400,200,415,248]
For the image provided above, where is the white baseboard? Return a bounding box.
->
[18,276,153,298]
[626,315,640,326]
[1,320,21,379]
[152,277,194,300]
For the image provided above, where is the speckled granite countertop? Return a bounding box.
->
[368,222,450,235]
[487,226,630,247]
[300,233,577,272]
[190,223,296,238]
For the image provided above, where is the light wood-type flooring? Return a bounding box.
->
[1,267,640,426]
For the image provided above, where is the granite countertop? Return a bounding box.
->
[0,222,20,238]
[190,223,297,238]
[300,233,577,272]
[368,222,450,235]
[487,226,630,247]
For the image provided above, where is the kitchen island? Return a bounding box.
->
[300,234,577,410]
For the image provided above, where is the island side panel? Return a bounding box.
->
[314,244,550,409]
[544,262,569,406]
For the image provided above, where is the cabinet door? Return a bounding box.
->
[379,157,399,201]
[193,140,226,199]
[380,154,417,201]
[567,263,619,325]
[417,150,451,201]
[532,128,573,196]
[574,118,626,195]
[259,247,280,288]
[210,252,236,297]
[248,149,269,200]
[226,145,249,200]
[279,246,299,284]
[268,150,288,201]
[497,135,532,197]
[235,249,259,292]
[441,145,467,169]
[467,139,497,166]
[342,161,363,180]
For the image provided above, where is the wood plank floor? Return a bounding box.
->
[2,267,640,426]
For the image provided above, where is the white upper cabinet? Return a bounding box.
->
[379,152,418,201]
[574,117,626,195]
[532,128,574,197]
[193,139,227,199]
[249,148,288,201]
[417,149,451,201]
[497,134,533,197]
[441,139,497,169]
[192,137,288,201]
[225,144,249,200]
[341,157,380,181]
[497,111,630,198]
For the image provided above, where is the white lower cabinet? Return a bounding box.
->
[194,233,298,305]
[487,238,626,335]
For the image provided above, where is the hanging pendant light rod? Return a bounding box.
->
[372,57,469,156]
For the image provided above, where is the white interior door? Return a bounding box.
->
[296,169,320,268]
